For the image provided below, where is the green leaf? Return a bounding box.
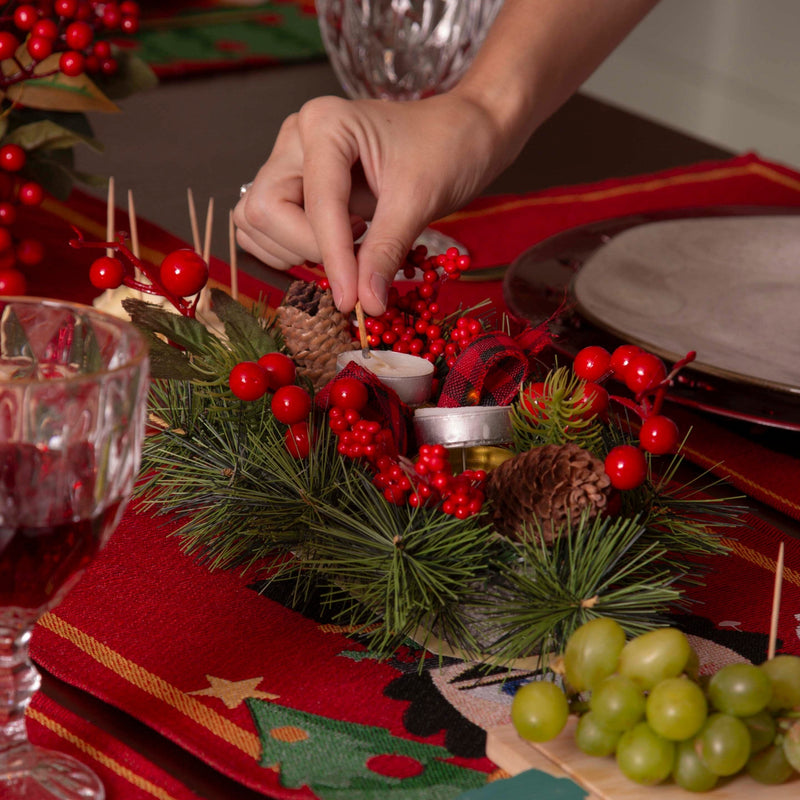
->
[3,118,103,153]
[122,298,215,354]
[143,333,207,381]
[210,289,276,358]
[23,150,76,200]
[93,49,158,100]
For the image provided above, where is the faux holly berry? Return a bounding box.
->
[609,344,642,382]
[573,346,611,382]
[604,445,647,491]
[257,352,296,391]
[0,269,27,296]
[285,422,310,459]
[16,238,44,266]
[271,385,312,425]
[624,352,667,395]
[89,255,125,289]
[575,381,609,420]
[159,249,209,297]
[229,361,268,402]
[18,182,44,207]
[519,381,550,419]
[328,377,369,412]
[639,415,680,455]
[0,145,25,173]
[0,32,20,60]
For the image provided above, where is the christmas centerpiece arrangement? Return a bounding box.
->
[73,229,739,668]
[0,1,155,294]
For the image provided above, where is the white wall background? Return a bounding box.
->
[581,0,800,168]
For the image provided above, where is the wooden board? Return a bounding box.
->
[486,720,800,799]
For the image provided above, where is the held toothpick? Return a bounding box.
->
[767,541,784,660]
[355,300,370,359]
[228,209,239,301]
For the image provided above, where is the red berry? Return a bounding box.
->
[639,415,680,455]
[0,202,17,226]
[0,269,27,296]
[625,353,667,395]
[32,19,59,40]
[519,381,550,419]
[229,361,268,402]
[16,238,44,266]
[609,344,642,382]
[60,50,86,76]
[120,15,139,34]
[257,352,296,390]
[575,381,609,420]
[0,144,26,173]
[13,5,39,32]
[89,255,124,289]
[120,2,141,16]
[271,385,312,425]
[55,0,80,17]
[0,227,12,252]
[18,181,44,206]
[604,445,647,491]
[65,21,93,50]
[93,40,112,59]
[328,377,369,412]
[285,422,310,458]
[0,32,20,60]
[102,3,122,28]
[159,249,208,297]
[99,57,118,76]
[27,35,53,61]
[573,346,611,382]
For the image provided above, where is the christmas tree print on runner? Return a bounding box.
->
[246,698,487,799]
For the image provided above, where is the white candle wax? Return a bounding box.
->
[336,350,434,405]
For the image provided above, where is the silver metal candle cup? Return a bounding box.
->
[413,405,512,448]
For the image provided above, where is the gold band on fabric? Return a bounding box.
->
[37,613,262,760]
[27,706,185,800]
[720,537,800,587]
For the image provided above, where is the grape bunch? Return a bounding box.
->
[511,618,800,790]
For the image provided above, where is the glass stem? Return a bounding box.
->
[0,614,39,756]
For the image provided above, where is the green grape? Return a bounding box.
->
[511,680,569,743]
[742,709,777,754]
[563,617,626,692]
[760,655,800,712]
[708,662,773,717]
[696,713,751,776]
[590,674,646,732]
[617,628,691,690]
[615,721,675,785]
[672,738,719,793]
[574,711,621,757]
[747,744,795,784]
[646,677,708,741]
[782,719,800,773]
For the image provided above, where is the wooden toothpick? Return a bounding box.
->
[202,197,214,264]
[187,187,201,255]
[106,176,115,257]
[127,189,140,259]
[355,301,370,358]
[767,542,785,660]
[228,209,238,301]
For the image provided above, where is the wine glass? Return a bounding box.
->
[315,0,504,257]
[0,298,149,799]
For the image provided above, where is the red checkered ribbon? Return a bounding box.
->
[438,329,545,408]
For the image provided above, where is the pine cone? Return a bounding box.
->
[277,280,358,390]
[485,442,611,544]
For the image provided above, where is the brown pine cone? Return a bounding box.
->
[277,280,358,390]
[484,442,611,544]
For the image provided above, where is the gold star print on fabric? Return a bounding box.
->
[189,675,279,710]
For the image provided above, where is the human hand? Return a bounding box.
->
[233,92,505,316]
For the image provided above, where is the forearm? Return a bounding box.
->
[454,0,660,170]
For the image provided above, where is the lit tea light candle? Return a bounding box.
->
[336,350,434,405]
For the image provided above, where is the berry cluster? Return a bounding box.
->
[512,618,800,791]
[358,247,483,375]
[228,352,313,458]
[1,2,140,81]
[72,229,210,317]
[571,343,695,492]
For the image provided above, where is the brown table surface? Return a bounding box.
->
[54,60,758,800]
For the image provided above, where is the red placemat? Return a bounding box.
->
[24,152,800,799]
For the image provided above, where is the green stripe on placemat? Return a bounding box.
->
[131,1,325,78]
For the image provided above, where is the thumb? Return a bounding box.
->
[356,205,427,316]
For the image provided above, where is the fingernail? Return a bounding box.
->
[370,272,388,313]
[330,280,344,309]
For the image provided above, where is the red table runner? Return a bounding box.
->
[26,152,800,799]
